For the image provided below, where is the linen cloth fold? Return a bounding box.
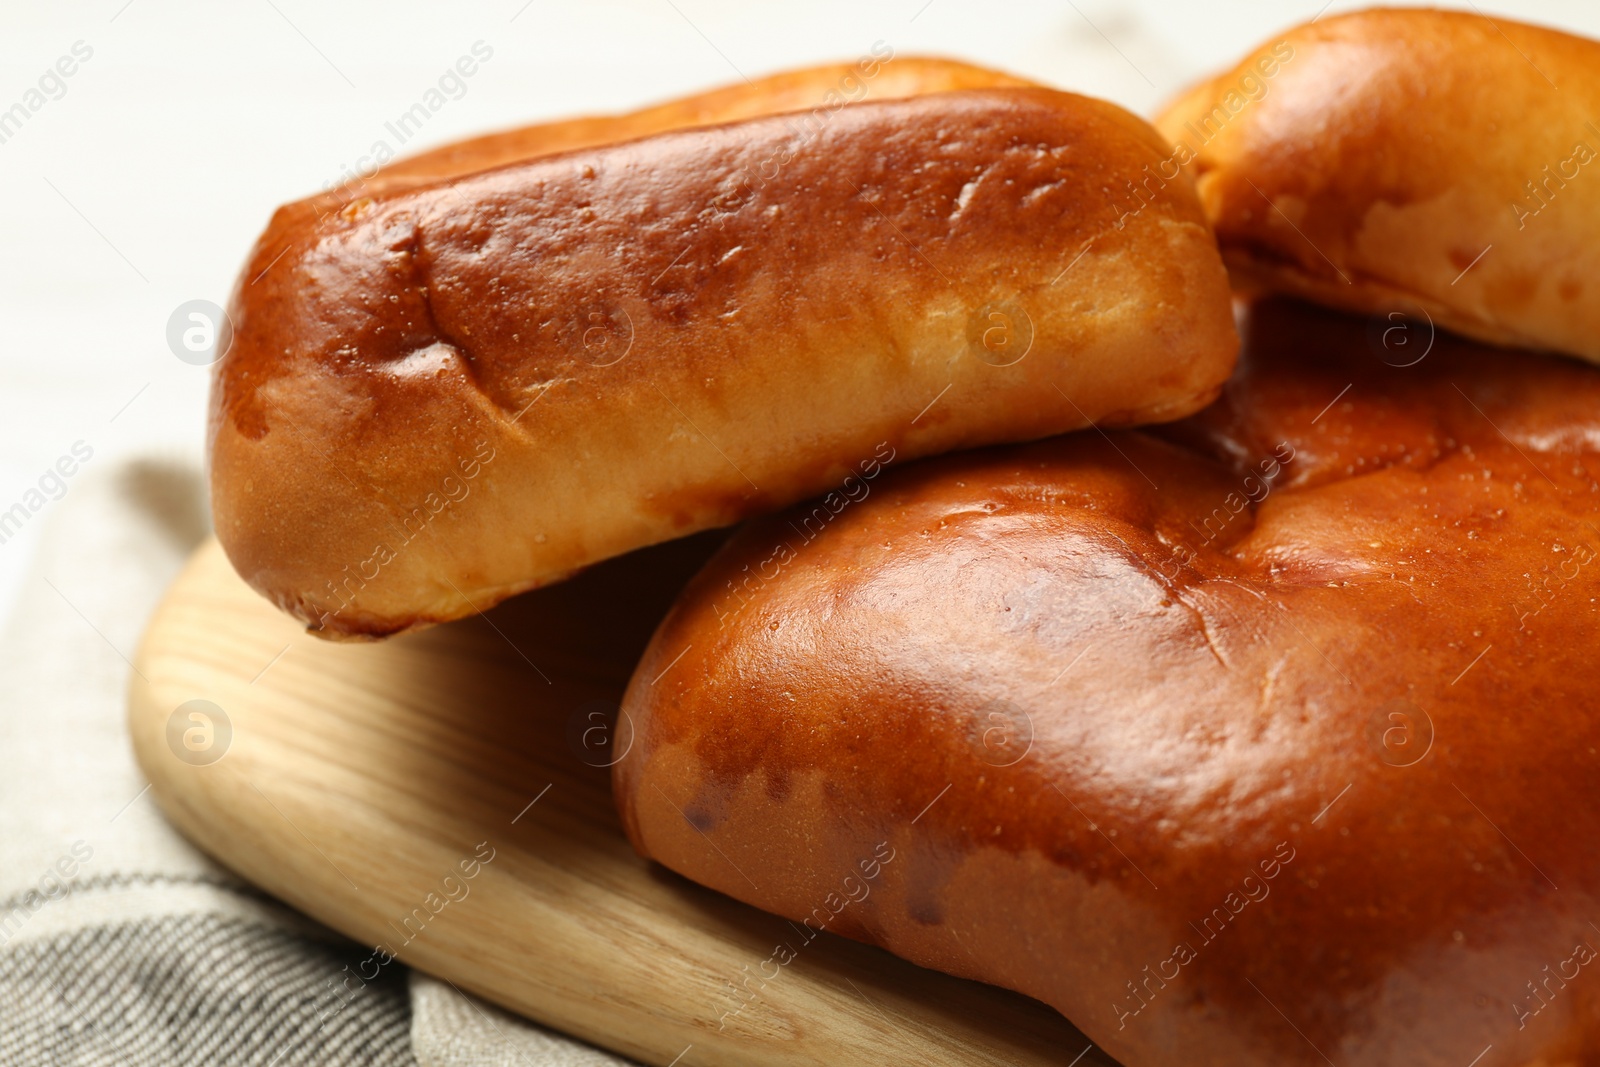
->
[0,458,630,1067]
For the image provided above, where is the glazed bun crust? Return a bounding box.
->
[364,57,1038,198]
[617,298,1600,1067]
[1156,9,1600,363]
[211,67,1236,638]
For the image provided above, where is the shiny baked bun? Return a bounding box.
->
[1156,8,1600,363]
[211,64,1237,638]
[617,297,1600,1067]
[351,57,1038,201]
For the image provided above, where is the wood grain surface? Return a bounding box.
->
[127,536,1117,1066]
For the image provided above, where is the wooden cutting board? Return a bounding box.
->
[127,536,1116,1067]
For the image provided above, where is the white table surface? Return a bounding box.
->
[2,0,1596,622]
